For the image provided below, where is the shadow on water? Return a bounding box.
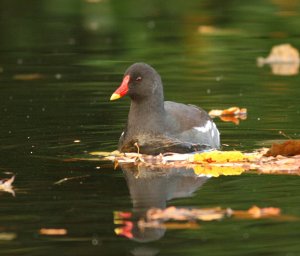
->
[116,163,209,244]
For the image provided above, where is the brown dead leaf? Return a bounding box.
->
[264,140,300,157]
[233,206,281,219]
[13,73,44,81]
[39,228,67,236]
[223,107,247,116]
[198,25,218,34]
[209,107,247,117]
[248,205,281,217]
[256,155,300,174]
[219,116,240,125]
[209,107,247,124]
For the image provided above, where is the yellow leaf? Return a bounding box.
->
[193,165,245,177]
[190,151,248,163]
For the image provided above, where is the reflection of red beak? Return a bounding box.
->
[114,211,134,239]
[114,220,133,239]
[110,75,130,101]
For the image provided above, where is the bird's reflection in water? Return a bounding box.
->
[115,163,209,247]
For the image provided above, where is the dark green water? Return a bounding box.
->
[0,0,300,255]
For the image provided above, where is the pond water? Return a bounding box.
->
[0,0,300,255]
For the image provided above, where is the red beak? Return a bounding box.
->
[110,75,130,101]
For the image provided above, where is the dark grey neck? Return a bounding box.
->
[127,93,165,135]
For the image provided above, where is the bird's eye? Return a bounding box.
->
[135,76,142,82]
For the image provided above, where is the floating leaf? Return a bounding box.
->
[248,205,281,218]
[257,44,299,64]
[209,107,247,117]
[0,232,17,240]
[264,140,300,157]
[233,205,281,219]
[209,107,247,124]
[256,155,300,174]
[191,151,248,163]
[80,144,300,176]
[13,73,44,81]
[257,44,300,76]
[0,175,15,196]
[198,25,241,36]
[39,228,67,236]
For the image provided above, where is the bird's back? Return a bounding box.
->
[164,101,220,148]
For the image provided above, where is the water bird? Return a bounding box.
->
[110,63,220,155]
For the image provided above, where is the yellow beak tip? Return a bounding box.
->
[110,93,121,101]
[114,228,122,235]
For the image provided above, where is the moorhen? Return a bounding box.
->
[110,63,220,155]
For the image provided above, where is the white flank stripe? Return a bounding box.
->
[194,121,212,133]
[194,121,220,147]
